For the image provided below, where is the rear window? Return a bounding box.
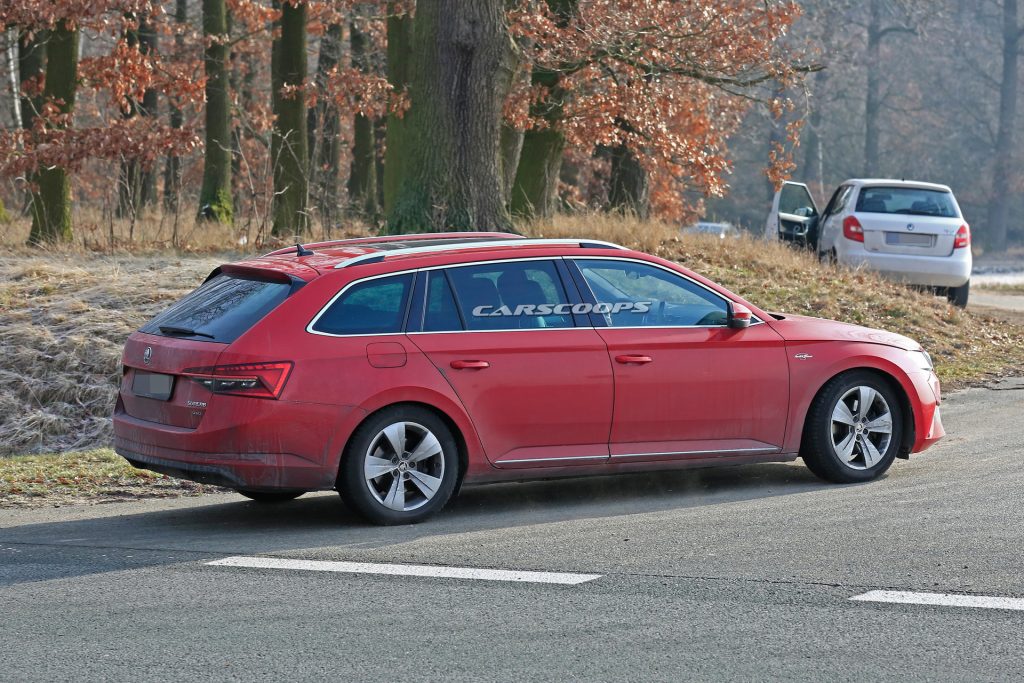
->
[141,273,293,343]
[856,187,958,218]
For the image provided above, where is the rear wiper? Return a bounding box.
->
[159,325,216,340]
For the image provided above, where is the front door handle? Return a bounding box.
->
[615,354,653,365]
[450,360,490,370]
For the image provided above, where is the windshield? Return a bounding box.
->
[855,186,958,218]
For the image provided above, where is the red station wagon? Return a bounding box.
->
[114,233,945,524]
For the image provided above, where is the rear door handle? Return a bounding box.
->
[450,360,490,370]
[615,354,653,365]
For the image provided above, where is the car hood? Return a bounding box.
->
[768,313,920,351]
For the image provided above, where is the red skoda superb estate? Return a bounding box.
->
[114,233,945,524]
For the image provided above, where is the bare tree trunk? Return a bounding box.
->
[164,0,187,213]
[387,0,518,233]
[347,19,379,218]
[309,22,343,230]
[18,30,46,215]
[198,0,233,223]
[988,0,1019,252]
[28,22,77,244]
[863,0,883,177]
[606,143,649,219]
[383,6,413,216]
[271,0,309,236]
[500,124,524,204]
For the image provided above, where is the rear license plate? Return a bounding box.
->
[885,232,934,247]
[132,372,175,401]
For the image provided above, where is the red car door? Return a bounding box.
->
[568,257,790,462]
[408,260,614,468]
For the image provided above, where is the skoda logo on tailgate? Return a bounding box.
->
[143,346,153,365]
[906,223,915,231]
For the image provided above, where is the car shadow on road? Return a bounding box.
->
[0,461,840,586]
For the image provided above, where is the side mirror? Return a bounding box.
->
[728,302,753,329]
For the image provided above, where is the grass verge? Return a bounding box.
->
[0,448,222,509]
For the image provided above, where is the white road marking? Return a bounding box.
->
[207,556,602,585]
[851,590,1024,611]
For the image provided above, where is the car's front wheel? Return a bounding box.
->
[338,406,459,525]
[801,371,904,483]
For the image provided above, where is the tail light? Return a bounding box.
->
[843,215,864,242]
[183,361,293,399]
[954,224,970,249]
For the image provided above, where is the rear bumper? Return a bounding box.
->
[112,398,358,491]
[836,242,971,288]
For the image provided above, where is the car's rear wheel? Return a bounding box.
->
[338,406,459,525]
[236,489,305,503]
[947,280,969,308]
[801,371,904,483]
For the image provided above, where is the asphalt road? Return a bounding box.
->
[2,382,1023,682]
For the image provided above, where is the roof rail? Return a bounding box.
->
[262,231,524,257]
[333,238,627,269]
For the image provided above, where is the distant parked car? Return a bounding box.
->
[766,179,972,307]
[683,221,738,239]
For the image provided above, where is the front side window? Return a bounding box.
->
[312,273,414,335]
[445,260,574,331]
[573,259,729,328]
[856,186,958,218]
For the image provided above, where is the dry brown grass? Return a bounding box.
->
[1,211,1022,460]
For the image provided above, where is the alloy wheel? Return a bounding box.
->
[830,386,893,470]
[363,421,446,512]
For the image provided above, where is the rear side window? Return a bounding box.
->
[446,260,574,330]
[422,271,463,332]
[312,273,414,335]
[141,273,292,343]
[856,187,958,218]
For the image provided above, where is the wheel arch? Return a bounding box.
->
[787,356,918,459]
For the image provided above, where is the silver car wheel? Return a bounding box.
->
[830,386,893,470]
[363,421,445,512]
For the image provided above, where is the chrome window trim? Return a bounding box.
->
[568,255,765,328]
[306,255,763,338]
[333,238,626,269]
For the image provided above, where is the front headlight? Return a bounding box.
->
[912,350,934,371]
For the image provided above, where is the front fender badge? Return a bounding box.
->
[794,353,813,360]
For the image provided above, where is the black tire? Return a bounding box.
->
[338,405,459,525]
[236,489,305,503]
[800,370,904,484]
[947,280,969,308]
[818,248,837,265]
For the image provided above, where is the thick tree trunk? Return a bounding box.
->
[606,144,649,219]
[383,7,413,215]
[164,0,188,213]
[509,0,574,219]
[138,19,159,208]
[347,20,379,218]
[271,0,309,236]
[28,22,77,244]
[387,0,518,233]
[309,22,343,230]
[500,124,524,204]
[511,128,563,218]
[863,0,882,177]
[988,0,1018,252]
[198,0,233,223]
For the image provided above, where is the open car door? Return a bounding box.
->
[766,181,820,250]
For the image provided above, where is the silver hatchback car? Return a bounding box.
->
[767,179,972,306]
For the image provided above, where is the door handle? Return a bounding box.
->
[450,360,490,370]
[615,354,653,365]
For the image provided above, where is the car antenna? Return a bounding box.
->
[295,243,314,256]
